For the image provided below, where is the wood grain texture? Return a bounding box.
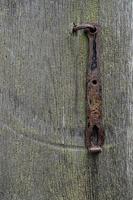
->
[0,0,132,199]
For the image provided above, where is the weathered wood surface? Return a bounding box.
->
[0,0,132,199]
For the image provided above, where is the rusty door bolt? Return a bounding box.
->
[72,23,105,153]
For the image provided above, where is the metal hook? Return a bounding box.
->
[72,23,97,34]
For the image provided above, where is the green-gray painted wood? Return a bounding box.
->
[0,0,132,199]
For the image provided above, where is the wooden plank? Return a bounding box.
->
[0,0,132,199]
[98,1,132,199]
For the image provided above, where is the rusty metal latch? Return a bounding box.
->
[73,23,105,153]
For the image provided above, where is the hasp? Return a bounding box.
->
[73,23,105,153]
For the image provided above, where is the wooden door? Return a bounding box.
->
[0,0,132,199]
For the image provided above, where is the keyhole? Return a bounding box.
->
[91,125,99,145]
